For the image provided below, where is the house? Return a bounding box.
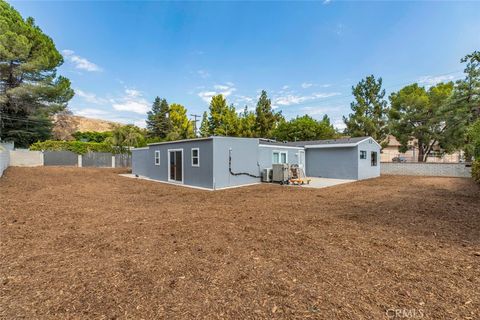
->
[131,136,381,190]
[381,135,463,163]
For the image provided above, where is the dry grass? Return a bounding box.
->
[1,167,479,319]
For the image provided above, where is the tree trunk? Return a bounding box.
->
[417,144,425,162]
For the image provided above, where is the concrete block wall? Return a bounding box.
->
[381,162,471,178]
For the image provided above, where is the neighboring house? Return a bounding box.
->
[131,136,381,190]
[381,135,463,163]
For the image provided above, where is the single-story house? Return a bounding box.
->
[131,136,380,190]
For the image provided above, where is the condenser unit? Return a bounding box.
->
[272,163,290,184]
[262,168,272,182]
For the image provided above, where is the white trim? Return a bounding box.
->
[304,137,382,149]
[259,144,304,150]
[154,150,161,166]
[119,174,261,191]
[298,150,306,171]
[167,148,184,184]
[131,147,149,151]
[272,150,288,164]
[191,147,200,167]
[148,137,212,146]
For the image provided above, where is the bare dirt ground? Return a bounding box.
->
[1,167,479,319]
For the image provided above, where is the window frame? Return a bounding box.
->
[360,150,367,159]
[272,151,288,164]
[154,150,161,166]
[371,151,378,166]
[191,147,200,167]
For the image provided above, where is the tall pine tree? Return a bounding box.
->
[146,97,171,139]
[343,75,389,146]
[255,90,281,138]
[0,1,74,147]
[199,111,210,137]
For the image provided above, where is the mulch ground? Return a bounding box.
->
[0,167,479,319]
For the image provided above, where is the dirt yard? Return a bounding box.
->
[1,167,479,319]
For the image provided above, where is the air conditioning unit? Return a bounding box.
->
[272,163,290,184]
[262,168,272,182]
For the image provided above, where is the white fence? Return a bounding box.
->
[381,162,471,178]
[0,146,10,177]
[9,150,44,167]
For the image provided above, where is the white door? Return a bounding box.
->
[298,150,305,169]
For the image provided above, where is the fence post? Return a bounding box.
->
[111,155,115,168]
[78,154,82,167]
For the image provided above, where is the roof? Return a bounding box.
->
[260,137,380,148]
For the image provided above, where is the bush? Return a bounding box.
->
[472,160,480,183]
[30,140,116,154]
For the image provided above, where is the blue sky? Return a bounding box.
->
[9,0,480,129]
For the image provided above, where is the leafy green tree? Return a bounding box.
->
[105,124,146,153]
[199,111,210,137]
[72,130,112,143]
[207,94,239,136]
[238,106,256,137]
[272,114,338,141]
[466,119,480,159]
[255,90,282,138]
[146,97,171,139]
[0,1,74,147]
[343,75,389,146]
[167,103,194,140]
[389,82,455,162]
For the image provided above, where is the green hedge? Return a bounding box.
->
[472,160,480,183]
[30,140,116,154]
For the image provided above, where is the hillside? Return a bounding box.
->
[68,115,120,132]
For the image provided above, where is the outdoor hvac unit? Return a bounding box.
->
[272,163,290,184]
[262,168,272,182]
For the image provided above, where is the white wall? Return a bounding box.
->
[0,146,10,177]
[9,150,44,167]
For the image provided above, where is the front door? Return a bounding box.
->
[168,150,183,183]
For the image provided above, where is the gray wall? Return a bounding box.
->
[381,162,471,177]
[356,138,381,180]
[213,137,260,189]
[258,145,302,170]
[135,139,214,189]
[44,151,77,166]
[83,152,112,167]
[132,148,149,176]
[306,147,358,180]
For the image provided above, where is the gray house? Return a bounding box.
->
[131,136,380,190]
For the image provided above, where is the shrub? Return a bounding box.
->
[472,160,480,183]
[30,140,116,154]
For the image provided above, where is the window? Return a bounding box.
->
[371,151,377,166]
[191,148,199,167]
[273,151,288,164]
[154,150,160,166]
[360,150,367,159]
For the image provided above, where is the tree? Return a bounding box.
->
[207,94,239,136]
[0,1,74,147]
[255,90,282,138]
[105,124,146,153]
[146,97,171,139]
[272,114,338,141]
[167,103,194,140]
[52,109,78,141]
[389,82,455,162]
[343,75,389,146]
[238,106,256,137]
[199,111,209,137]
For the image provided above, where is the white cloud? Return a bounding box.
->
[198,83,236,103]
[134,120,147,128]
[323,0,331,4]
[333,119,346,131]
[62,49,101,72]
[74,108,108,118]
[282,85,290,90]
[417,75,456,87]
[274,92,340,106]
[301,82,314,89]
[111,88,150,114]
[75,89,108,105]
